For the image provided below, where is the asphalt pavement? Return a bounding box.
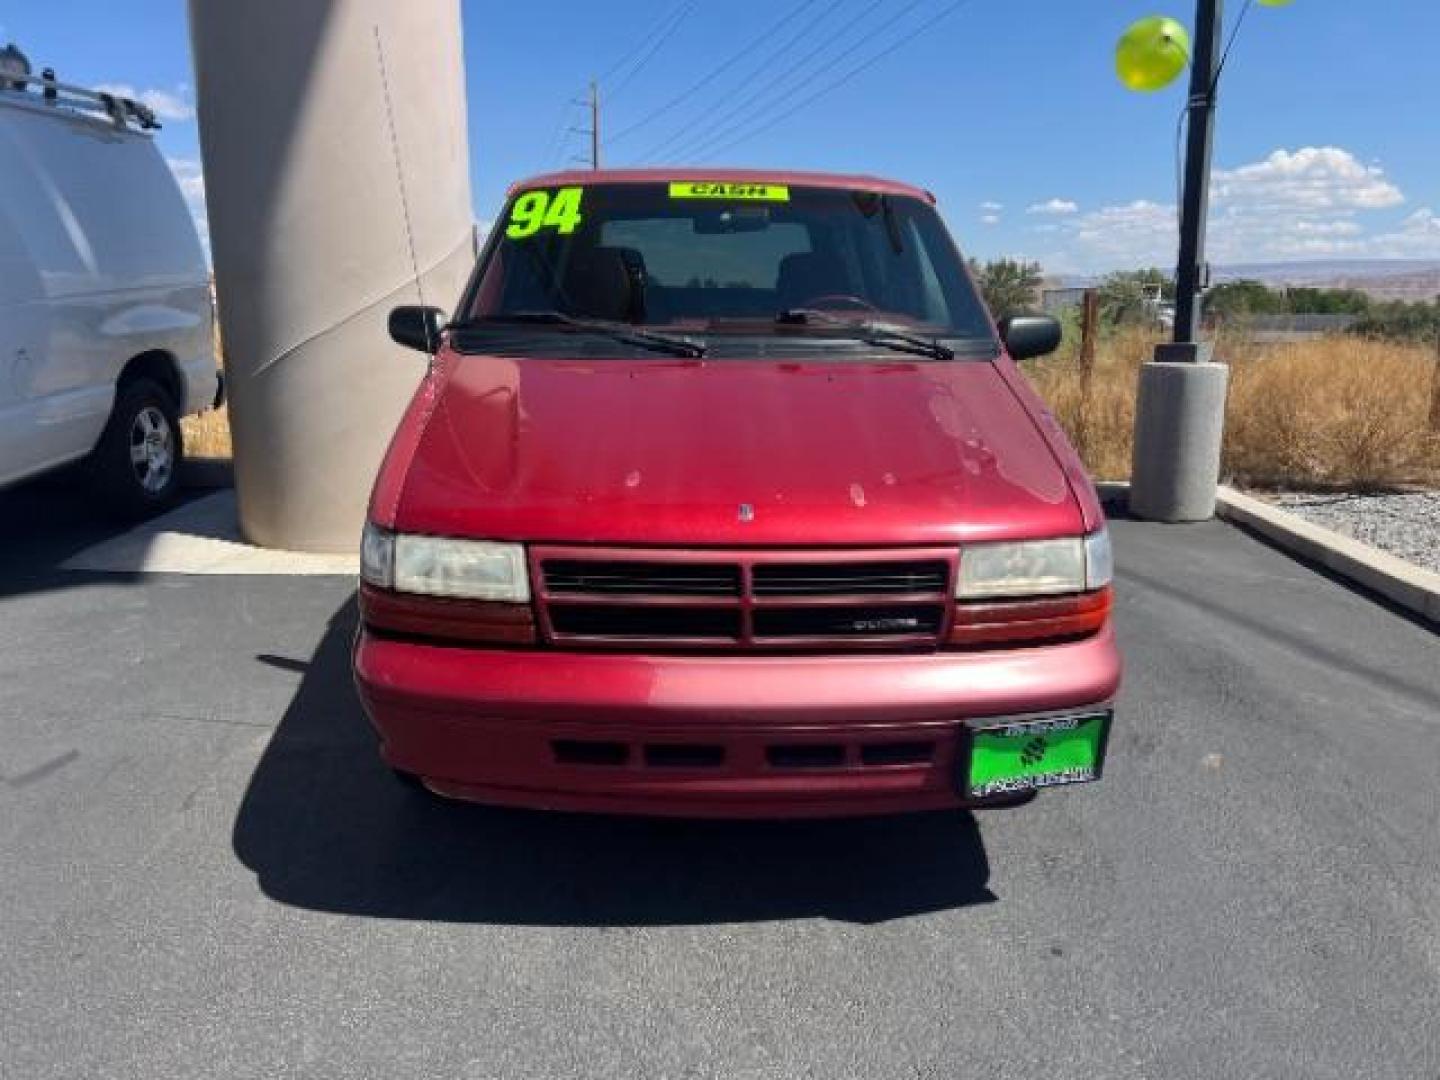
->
[2,477,1438,1079]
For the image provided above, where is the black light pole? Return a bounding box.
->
[1173,0,1224,347]
[1130,0,1232,520]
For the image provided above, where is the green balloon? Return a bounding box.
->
[1257,0,1294,6]
[1116,16,1192,92]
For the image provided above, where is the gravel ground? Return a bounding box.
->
[1267,490,1440,573]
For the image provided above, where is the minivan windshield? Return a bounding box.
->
[459,181,998,358]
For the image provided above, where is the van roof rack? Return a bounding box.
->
[1,68,161,131]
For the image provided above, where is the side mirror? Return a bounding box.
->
[388,305,446,354]
[998,315,1063,361]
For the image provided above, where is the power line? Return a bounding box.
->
[659,0,898,163]
[540,100,584,169]
[605,0,826,148]
[644,0,885,163]
[608,0,701,100]
[596,0,692,87]
[535,0,696,170]
[692,0,980,164]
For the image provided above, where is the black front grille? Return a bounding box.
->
[752,560,950,596]
[535,547,954,650]
[753,604,945,639]
[548,604,741,640]
[543,560,741,596]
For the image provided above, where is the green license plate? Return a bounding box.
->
[965,711,1112,798]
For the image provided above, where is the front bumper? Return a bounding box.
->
[353,626,1122,818]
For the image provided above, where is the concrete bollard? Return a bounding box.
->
[189,0,474,552]
[1129,343,1230,522]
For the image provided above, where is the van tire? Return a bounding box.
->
[89,378,184,518]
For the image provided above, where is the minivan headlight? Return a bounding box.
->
[1083,526,1114,591]
[958,528,1111,600]
[360,521,396,588]
[360,523,530,602]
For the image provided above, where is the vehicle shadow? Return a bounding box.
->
[0,468,227,598]
[231,599,997,926]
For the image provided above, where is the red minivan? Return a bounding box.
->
[354,170,1120,818]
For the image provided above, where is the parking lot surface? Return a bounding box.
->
[3,479,1438,1079]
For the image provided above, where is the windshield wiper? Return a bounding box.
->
[454,311,707,359]
[776,308,955,361]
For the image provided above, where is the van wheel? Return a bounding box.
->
[89,378,183,518]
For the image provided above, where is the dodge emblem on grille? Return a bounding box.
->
[737,503,755,522]
[851,617,922,633]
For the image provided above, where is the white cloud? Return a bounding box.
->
[1031,147,1439,272]
[1027,198,1079,216]
[981,214,1000,226]
[93,83,195,122]
[1211,147,1402,213]
[166,157,209,255]
[1363,208,1440,258]
[1069,200,1176,267]
[980,201,1004,212]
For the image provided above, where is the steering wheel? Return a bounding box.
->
[798,294,878,313]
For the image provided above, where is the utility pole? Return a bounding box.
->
[1172,0,1222,344]
[590,80,600,170]
[1078,288,1099,461]
[1129,0,1231,523]
[569,80,601,170]
[1429,294,1440,433]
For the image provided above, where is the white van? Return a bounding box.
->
[0,60,218,515]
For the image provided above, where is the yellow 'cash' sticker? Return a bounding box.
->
[668,181,790,202]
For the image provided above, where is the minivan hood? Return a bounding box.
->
[387,351,1082,546]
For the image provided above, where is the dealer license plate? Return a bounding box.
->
[964,711,1112,798]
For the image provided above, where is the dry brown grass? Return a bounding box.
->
[1023,329,1440,489]
[180,300,234,460]
[180,404,233,459]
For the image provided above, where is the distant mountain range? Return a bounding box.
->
[1056,260,1440,301]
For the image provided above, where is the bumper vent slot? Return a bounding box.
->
[860,741,935,766]
[643,744,726,768]
[552,740,628,766]
[767,744,847,769]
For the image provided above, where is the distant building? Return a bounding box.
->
[1239,313,1360,342]
[1041,287,1087,313]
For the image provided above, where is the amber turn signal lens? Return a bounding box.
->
[947,586,1112,648]
[359,582,537,645]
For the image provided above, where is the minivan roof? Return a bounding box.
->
[510,168,935,204]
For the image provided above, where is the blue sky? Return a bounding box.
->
[4,0,1437,274]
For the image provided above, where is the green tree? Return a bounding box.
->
[1098,268,1173,325]
[969,258,1044,320]
[1284,287,1372,315]
[1205,279,1285,318]
[1350,298,1440,344]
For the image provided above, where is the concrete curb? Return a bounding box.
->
[1097,481,1440,625]
[1214,486,1440,626]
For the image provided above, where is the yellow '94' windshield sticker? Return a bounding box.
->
[669,181,790,202]
[506,187,584,239]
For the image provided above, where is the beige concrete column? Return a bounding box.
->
[189,0,474,551]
